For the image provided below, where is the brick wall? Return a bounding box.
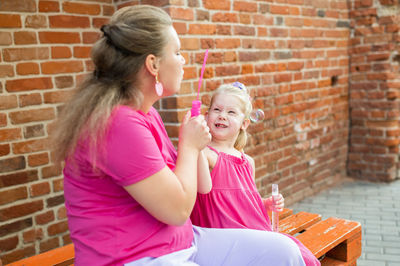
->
[0,0,353,263]
[0,0,113,263]
[348,0,400,182]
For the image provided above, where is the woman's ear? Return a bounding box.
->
[241,118,250,131]
[144,54,159,76]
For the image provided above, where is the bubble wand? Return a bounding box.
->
[191,49,208,117]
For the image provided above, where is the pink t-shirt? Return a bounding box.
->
[63,106,193,266]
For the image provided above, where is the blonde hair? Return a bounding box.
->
[209,83,252,150]
[53,5,172,163]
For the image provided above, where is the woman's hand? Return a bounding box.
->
[179,111,211,151]
[263,194,284,212]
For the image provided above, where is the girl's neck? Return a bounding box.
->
[209,139,240,156]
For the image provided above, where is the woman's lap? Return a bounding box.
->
[192,226,305,266]
[126,226,305,266]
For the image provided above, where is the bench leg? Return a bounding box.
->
[325,231,362,265]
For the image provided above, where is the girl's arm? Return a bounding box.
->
[124,112,211,226]
[197,149,212,194]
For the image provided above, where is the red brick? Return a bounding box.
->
[44,90,75,104]
[102,5,115,16]
[92,18,109,28]
[188,24,216,35]
[39,237,60,253]
[48,221,69,236]
[16,63,40,75]
[39,0,60,12]
[14,31,37,44]
[212,12,238,23]
[39,32,80,44]
[30,181,51,197]
[0,0,36,12]
[0,187,27,205]
[28,153,49,167]
[3,47,49,62]
[55,76,74,89]
[41,60,84,74]
[0,95,17,110]
[51,46,72,59]
[10,108,55,124]
[0,32,12,45]
[181,38,200,50]
[173,22,187,34]
[0,14,21,28]
[1,245,36,264]
[35,210,54,225]
[53,178,64,192]
[0,144,10,156]
[12,138,49,154]
[215,65,240,76]
[42,164,62,178]
[0,128,22,142]
[270,5,290,15]
[274,73,292,83]
[49,15,90,28]
[23,228,43,243]
[73,46,91,58]
[215,38,240,49]
[203,0,230,10]
[63,2,101,15]
[234,25,255,36]
[19,93,42,107]
[0,200,43,222]
[0,65,16,78]
[25,15,47,28]
[168,7,194,20]
[57,205,67,219]
[234,1,257,12]
[82,31,101,44]
[0,236,18,252]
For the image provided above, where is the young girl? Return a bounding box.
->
[191,82,321,266]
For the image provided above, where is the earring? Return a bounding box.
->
[155,75,163,96]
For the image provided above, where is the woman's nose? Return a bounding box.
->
[180,54,186,65]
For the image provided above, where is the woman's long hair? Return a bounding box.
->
[53,5,172,163]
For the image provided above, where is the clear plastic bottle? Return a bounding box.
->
[271,183,279,232]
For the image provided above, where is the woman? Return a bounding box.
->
[54,5,306,266]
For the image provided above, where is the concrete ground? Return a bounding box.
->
[290,178,400,266]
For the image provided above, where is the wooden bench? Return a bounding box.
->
[5,208,361,266]
[274,208,362,266]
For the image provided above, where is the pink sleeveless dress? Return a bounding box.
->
[191,146,320,266]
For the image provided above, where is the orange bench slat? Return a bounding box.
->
[296,217,362,259]
[6,244,74,266]
[279,211,321,235]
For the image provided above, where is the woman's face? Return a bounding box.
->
[158,26,185,96]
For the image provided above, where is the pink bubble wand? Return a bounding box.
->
[191,49,209,117]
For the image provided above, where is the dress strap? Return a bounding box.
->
[207,145,219,155]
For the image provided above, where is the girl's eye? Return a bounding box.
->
[213,108,220,111]
[228,111,236,114]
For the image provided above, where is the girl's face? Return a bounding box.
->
[206,94,247,142]
[158,26,185,96]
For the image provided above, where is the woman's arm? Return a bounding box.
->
[197,149,212,194]
[124,112,211,226]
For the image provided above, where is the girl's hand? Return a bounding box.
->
[263,194,284,212]
[179,111,211,151]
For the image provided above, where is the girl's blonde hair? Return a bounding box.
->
[209,82,252,150]
[53,5,172,163]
